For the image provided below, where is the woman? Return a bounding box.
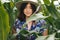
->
[12,0,48,40]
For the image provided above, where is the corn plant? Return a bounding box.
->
[0,1,10,40]
[0,0,60,40]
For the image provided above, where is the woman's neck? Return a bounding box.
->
[26,16,30,21]
[26,16,32,30]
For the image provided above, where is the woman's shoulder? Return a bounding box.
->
[14,18,25,26]
[36,19,47,27]
[37,19,46,24]
[40,20,46,24]
[15,18,20,22]
[14,18,21,24]
[14,18,25,29]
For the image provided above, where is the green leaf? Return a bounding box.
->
[46,33,55,40]
[36,36,47,40]
[26,12,49,24]
[22,12,49,29]
[36,33,55,40]
[10,0,14,9]
[0,2,10,40]
[3,2,15,27]
[43,0,50,6]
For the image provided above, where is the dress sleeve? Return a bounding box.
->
[14,19,21,28]
[40,20,47,28]
[35,20,48,33]
[40,20,48,33]
[13,19,22,33]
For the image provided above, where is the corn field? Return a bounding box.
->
[0,0,60,40]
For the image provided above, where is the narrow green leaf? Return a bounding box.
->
[26,12,49,24]
[0,2,10,40]
[46,33,56,40]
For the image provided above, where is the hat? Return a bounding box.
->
[16,0,39,11]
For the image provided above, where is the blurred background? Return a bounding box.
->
[0,0,60,40]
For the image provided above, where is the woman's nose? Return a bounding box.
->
[26,8,30,11]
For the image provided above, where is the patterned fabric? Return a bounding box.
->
[13,18,47,40]
[14,19,47,31]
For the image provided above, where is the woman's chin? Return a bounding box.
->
[26,15,31,17]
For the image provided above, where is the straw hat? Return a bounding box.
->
[16,0,39,11]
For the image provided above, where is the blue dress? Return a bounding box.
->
[13,18,47,40]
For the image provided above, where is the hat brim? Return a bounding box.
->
[16,1,39,11]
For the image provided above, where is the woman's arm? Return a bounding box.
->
[40,20,48,36]
[12,19,20,34]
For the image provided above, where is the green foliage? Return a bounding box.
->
[0,0,60,40]
[42,0,60,39]
[0,1,10,40]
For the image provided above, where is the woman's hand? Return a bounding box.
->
[42,29,48,36]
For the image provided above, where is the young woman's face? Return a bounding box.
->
[23,3,33,17]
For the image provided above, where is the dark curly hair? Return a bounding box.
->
[17,2,36,22]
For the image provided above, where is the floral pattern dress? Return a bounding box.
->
[13,18,47,40]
